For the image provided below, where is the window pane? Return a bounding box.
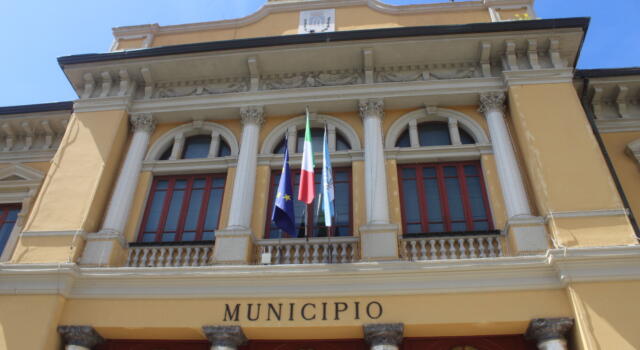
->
[451,222,467,231]
[445,177,466,230]
[396,129,411,148]
[183,189,204,232]
[336,133,351,151]
[182,232,196,241]
[406,224,421,234]
[474,221,489,231]
[159,145,173,160]
[162,233,175,242]
[466,176,488,221]
[218,140,231,157]
[429,223,444,232]
[0,223,14,254]
[156,180,169,190]
[424,178,443,224]
[203,188,224,232]
[296,128,324,153]
[144,191,166,232]
[164,190,185,231]
[182,135,211,159]
[464,165,478,176]
[401,179,421,224]
[422,167,436,178]
[142,233,155,242]
[460,128,476,144]
[273,138,287,154]
[443,166,457,177]
[418,122,451,146]
[401,167,416,179]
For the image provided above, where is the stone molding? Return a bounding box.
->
[240,106,265,126]
[130,113,155,133]
[202,325,248,348]
[359,98,385,120]
[478,92,506,114]
[363,323,404,346]
[57,325,104,348]
[525,318,574,344]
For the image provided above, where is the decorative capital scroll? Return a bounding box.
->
[525,318,574,344]
[203,325,248,348]
[478,92,506,114]
[240,105,265,126]
[58,325,104,348]
[359,98,384,120]
[364,323,404,347]
[130,113,155,133]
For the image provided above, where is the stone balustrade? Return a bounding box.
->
[255,236,359,265]
[401,232,503,261]
[126,242,214,267]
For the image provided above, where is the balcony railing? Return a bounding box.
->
[255,236,359,265]
[126,241,214,267]
[401,231,503,261]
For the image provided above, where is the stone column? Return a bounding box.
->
[80,113,155,266]
[525,318,574,350]
[213,106,264,264]
[363,323,404,350]
[479,92,548,253]
[203,325,247,350]
[358,99,399,260]
[58,326,104,350]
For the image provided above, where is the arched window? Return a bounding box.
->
[158,135,233,160]
[395,121,477,148]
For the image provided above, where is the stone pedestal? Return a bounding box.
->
[58,325,104,350]
[212,228,254,264]
[525,318,574,350]
[364,323,404,350]
[359,224,399,260]
[507,216,549,254]
[203,325,247,350]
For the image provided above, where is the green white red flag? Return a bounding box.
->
[298,108,315,204]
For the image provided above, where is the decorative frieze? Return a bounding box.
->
[152,77,249,99]
[261,69,363,90]
[376,62,480,83]
[58,325,104,349]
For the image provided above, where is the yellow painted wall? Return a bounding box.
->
[568,281,640,350]
[0,295,65,350]
[252,165,271,239]
[13,110,129,263]
[352,160,365,235]
[507,83,637,247]
[140,5,490,49]
[59,289,570,340]
[600,131,640,225]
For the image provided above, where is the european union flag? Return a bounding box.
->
[271,143,296,237]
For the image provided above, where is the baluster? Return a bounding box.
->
[487,237,497,257]
[339,243,347,263]
[458,238,467,259]
[165,248,174,266]
[274,245,282,264]
[293,244,301,264]
[495,237,503,257]
[183,247,192,266]
[428,240,437,260]
[409,240,417,260]
[125,248,134,266]
[200,248,210,265]
[158,248,167,267]
[322,243,330,263]
[438,239,447,259]
[284,244,292,264]
[478,238,487,258]
[467,238,477,258]
[312,244,319,263]
[148,248,157,267]
[419,240,427,260]
[447,238,456,259]
[191,247,200,266]
[301,244,309,264]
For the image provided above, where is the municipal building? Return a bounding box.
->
[1,0,640,349]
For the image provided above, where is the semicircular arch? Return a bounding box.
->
[145,121,239,161]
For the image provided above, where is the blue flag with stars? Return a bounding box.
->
[271,143,296,237]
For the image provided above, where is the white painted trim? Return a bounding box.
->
[0,164,44,182]
[111,0,529,40]
[0,151,58,163]
[141,157,238,175]
[595,119,640,133]
[20,231,87,238]
[258,150,363,168]
[544,209,629,222]
[385,107,490,148]
[502,68,574,86]
[145,121,240,161]
[384,144,492,163]
[260,114,362,154]
[1,245,639,298]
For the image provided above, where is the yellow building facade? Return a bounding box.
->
[1,0,639,349]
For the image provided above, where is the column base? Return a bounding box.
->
[78,232,127,266]
[359,223,399,260]
[212,228,255,265]
[506,216,549,255]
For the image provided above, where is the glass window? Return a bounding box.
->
[182,135,212,159]
[418,122,451,146]
[396,129,411,148]
[398,162,492,234]
[0,205,20,255]
[138,174,226,242]
[296,127,351,153]
[265,168,352,238]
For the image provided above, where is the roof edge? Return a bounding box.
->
[59,17,589,67]
[576,67,640,78]
[0,101,74,116]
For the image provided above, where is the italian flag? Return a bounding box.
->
[298,110,315,204]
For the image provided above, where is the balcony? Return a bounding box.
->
[400,231,503,261]
[255,236,359,265]
[126,241,214,267]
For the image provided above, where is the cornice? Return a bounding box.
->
[503,68,574,86]
[595,119,640,133]
[1,245,639,299]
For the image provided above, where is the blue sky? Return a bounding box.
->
[0,0,638,106]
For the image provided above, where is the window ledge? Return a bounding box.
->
[142,156,238,174]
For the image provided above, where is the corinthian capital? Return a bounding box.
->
[359,98,384,120]
[478,92,506,114]
[525,318,574,344]
[130,113,155,133]
[240,105,264,126]
[58,325,104,348]
[364,323,404,347]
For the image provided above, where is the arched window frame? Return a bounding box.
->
[385,107,492,162]
[143,121,239,174]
